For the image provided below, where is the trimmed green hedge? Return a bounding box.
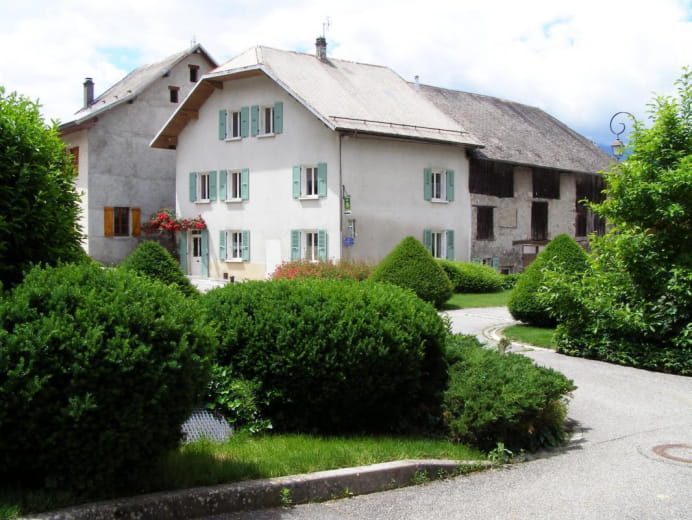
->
[508,234,590,327]
[438,260,503,293]
[370,237,452,308]
[202,279,449,433]
[120,240,197,297]
[444,334,575,451]
[0,264,214,496]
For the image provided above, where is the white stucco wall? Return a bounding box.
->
[61,129,89,252]
[340,135,471,264]
[175,74,341,280]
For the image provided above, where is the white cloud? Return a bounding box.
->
[1,0,689,146]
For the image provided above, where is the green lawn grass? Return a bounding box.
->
[503,324,556,348]
[443,290,511,309]
[1,434,484,518]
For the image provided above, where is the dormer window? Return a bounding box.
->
[189,65,200,82]
[169,86,180,103]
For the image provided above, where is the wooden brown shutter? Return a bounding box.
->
[104,207,114,237]
[131,207,141,236]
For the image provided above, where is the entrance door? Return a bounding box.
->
[531,201,548,241]
[190,230,203,276]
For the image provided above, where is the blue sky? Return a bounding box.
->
[1,0,690,151]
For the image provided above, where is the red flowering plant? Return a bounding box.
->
[143,208,206,233]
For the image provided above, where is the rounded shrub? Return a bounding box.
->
[0,263,214,496]
[120,240,197,297]
[202,279,449,433]
[444,334,576,452]
[438,260,503,293]
[508,234,590,327]
[370,236,453,308]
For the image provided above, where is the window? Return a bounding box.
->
[424,168,454,202]
[291,230,327,262]
[476,206,494,240]
[189,171,217,202]
[250,102,283,136]
[219,107,249,140]
[103,207,140,237]
[219,230,250,262]
[220,169,249,201]
[533,168,560,199]
[575,174,606,237]
[423,229,455,260]
[531,201,549,241]
[169,86,180,103]
[469,159,514,197]
[293,163,327,198]
[69,146,79,174]
[189,64,199,82]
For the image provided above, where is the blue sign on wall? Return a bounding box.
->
[343,236,355,246]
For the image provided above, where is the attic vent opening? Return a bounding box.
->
[315,37,327,61]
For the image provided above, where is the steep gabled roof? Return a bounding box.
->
[418,85,611,174]
[59,44,217,132]
[151,46,482,149]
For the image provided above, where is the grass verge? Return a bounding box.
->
[443,290,511,309]
[503,324,556,348]
[1,434,484,518]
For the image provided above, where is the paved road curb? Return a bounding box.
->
[26,460,491,520]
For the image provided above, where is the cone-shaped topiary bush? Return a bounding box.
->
[120,240,197,297]
[508,234,590,327]
[370,237,453,308]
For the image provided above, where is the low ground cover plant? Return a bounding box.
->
[0,263,214,498]
[120,240,198,296]
[438,260,503,293]
[202,279,448,433]
[443,334,575,451]
[370,237,452,308]
[271,259,371,280]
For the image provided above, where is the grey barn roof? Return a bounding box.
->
[418,84,612,174]
[60,44,216,129]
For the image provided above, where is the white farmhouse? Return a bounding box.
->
[152,39,482,281]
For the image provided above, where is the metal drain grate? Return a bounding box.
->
[652,444,692,463]
[181,408,233,443]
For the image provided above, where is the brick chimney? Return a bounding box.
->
[315,37,327,61]
[83,78,94,108]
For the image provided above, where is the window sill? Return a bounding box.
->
[257,133,275,139]
[299,195,320,200]
[195,200,211,204]
[225,258,245,263]
[431,199,449,204]
[225,198,244,203]
[224,137,242,142]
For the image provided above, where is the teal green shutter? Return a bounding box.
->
[317,162,327,197]
[423,229,432,253]
[178,232,188,272]
[317,230,327,261]
[290,230,301,260]
[219,230,227,261]
[218,110,227,139]
[251,105,259,136]
[240,106,249,137]
[292,166,301,198]
[471,257,481,264]
[201,229,209,277]
[492,256,500,270]
[446,230,455,260]
[241,168,249,200]
[189,172,197,202]
[219,170,227,201]
[273,101,283,134]
[242,230,250,261]
[209,171,217,201]
[423,168,432,201]
[446,170,455,201]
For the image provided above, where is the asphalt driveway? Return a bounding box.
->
[214,307,692,520]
